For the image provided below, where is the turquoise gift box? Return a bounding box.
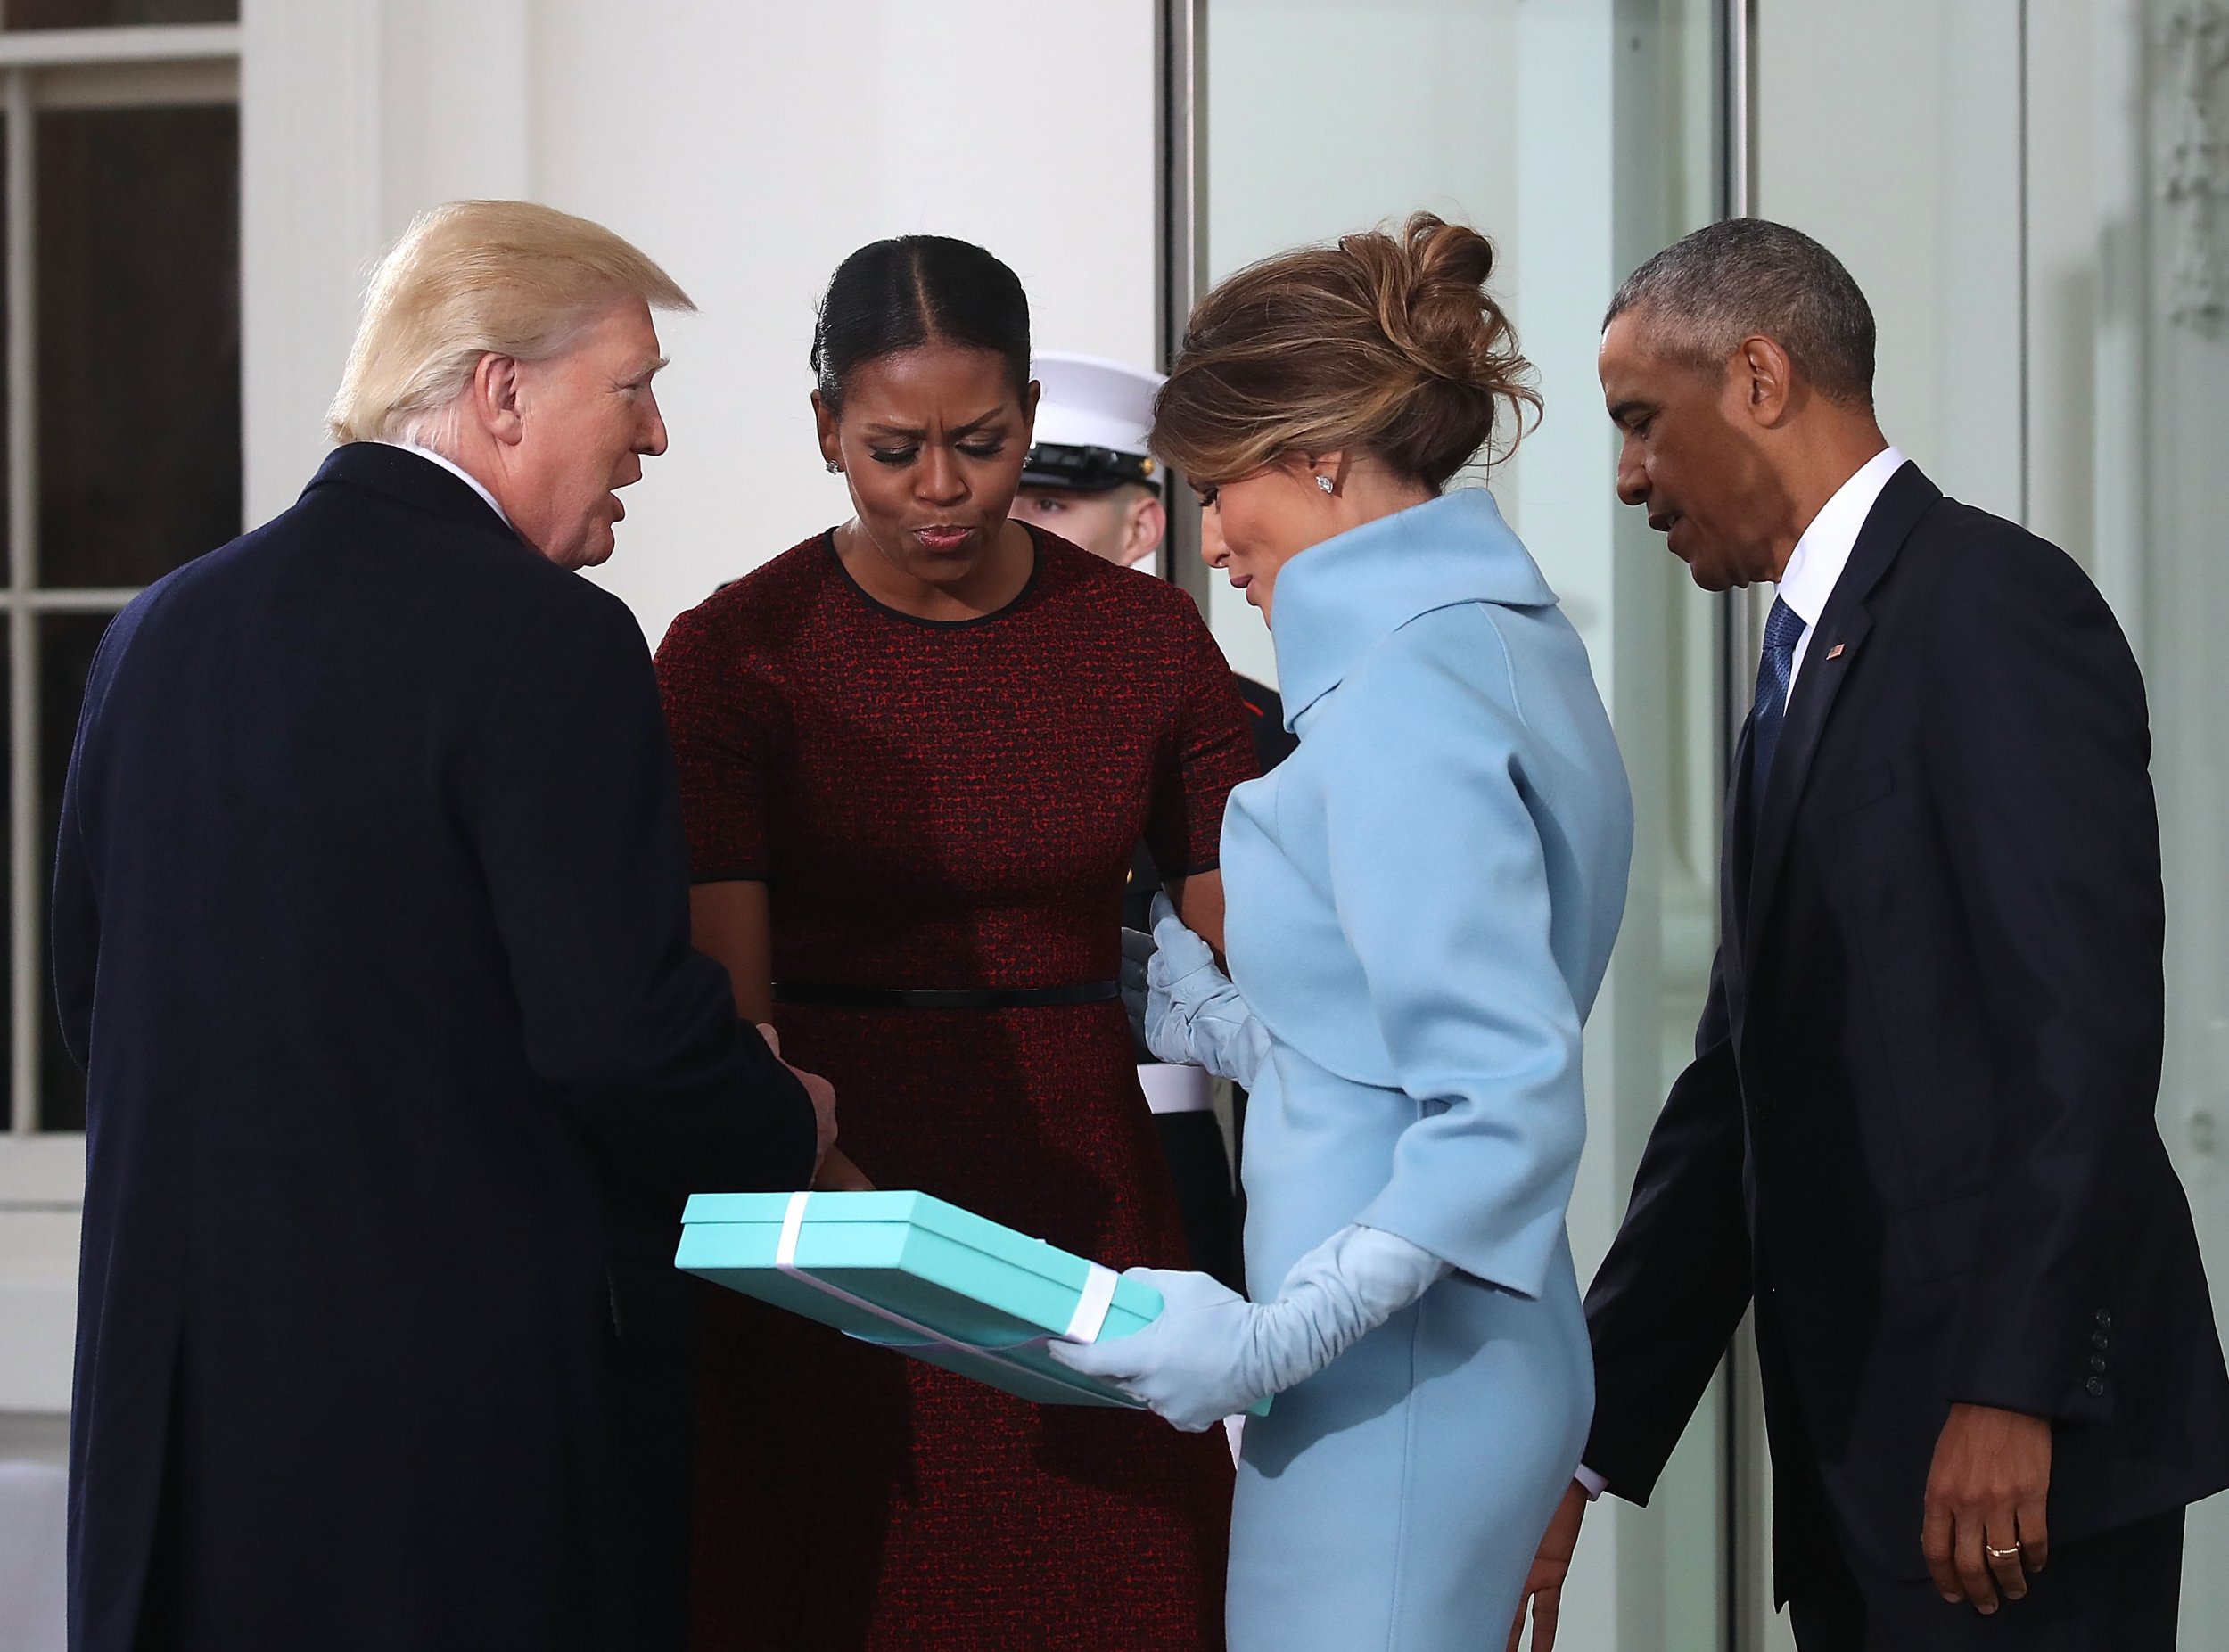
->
[677,1189,1164,1409]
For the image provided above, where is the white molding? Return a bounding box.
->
[12,588,143,612]
[0,1138,80,1209]
[2160,0,2229,329]
[35,56,237,111]
[0,1210,78,1413]
[0,1410,67,1463]
[0,22,237,68]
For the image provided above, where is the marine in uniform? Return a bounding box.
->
[1011,352,1295,1289]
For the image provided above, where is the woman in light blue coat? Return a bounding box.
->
[1053,215,1633,1649]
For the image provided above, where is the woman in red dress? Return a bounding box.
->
[657,235,1248,1649]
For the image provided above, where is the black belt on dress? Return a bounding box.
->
[772,980,1120,1010]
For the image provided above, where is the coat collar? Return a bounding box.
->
[1269,487,1558,728]
[304,441,521,542]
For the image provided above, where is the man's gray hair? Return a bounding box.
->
[1603,218,1876,406]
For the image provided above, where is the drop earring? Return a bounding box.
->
[1315,474,1335,495]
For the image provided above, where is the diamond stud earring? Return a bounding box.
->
[1315,474,1335,495]
[826,460,843,475]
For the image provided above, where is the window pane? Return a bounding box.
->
[3,0,235,29]
[37,611,111,1131]
[37,103,240,589]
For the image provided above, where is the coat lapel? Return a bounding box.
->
[1721,714,1756,1038]
[1740,462,1941,976]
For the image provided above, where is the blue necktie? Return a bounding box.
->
[1748,596,1807,806]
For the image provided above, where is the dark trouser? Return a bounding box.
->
[1788,1508,2185,1652]
[1151,1110,1242,1292]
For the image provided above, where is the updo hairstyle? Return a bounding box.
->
[1152,212,1538,491]
[810,235,1031,415]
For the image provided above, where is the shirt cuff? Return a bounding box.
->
[1574,1464,1608,1501]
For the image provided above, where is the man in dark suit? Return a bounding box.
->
[1509,218,2229,1651]
[52,201,832,1651]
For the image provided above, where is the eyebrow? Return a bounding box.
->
[620,357,669,383]
[860,407,1009,440]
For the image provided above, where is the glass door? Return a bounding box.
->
[1180,4,1731,1645]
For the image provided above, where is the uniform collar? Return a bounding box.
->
[1269,487,1558,728]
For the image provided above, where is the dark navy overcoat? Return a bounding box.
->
[52,444,815,1650]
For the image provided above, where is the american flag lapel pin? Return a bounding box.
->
[1826,643,1846,661]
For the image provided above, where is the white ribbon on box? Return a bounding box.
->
[770,1190,1131,1401]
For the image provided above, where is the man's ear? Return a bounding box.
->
[1123,489,1167,568]
[1739,335,1797,428]
[470,352,526,448]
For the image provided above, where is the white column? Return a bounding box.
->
[240,0,383,529]
[2146,0,2229,1633]
[242,0,542,533]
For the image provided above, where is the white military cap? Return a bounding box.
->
[1022,352,1164,494]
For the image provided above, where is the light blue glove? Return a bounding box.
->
[1139,892,1271,1088]
[1048,1224,1452,1432]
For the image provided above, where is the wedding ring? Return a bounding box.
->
[1985,1542,2022,1560]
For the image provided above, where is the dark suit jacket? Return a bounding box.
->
[52,444,817,1651]
[1583,462,2229,1598]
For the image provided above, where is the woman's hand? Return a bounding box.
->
[1050,1227,1451,1434]
[1048,1267,1271,1432]
[1135,892,1270,1085]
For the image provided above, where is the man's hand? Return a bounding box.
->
[756,1023,837,1170]
[1507,1480,1588,1652]
[811,1146,875,1191]
[1921,1401,2052,1614]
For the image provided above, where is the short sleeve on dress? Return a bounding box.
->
[655,605,776,884]
[1142,614,1256,879]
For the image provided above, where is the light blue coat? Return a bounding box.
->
[1221,489,1633,1650]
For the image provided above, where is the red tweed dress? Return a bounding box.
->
[656,528,1251,1650]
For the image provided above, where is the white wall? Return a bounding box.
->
[535,0,1159,643]
[246,0,1160,651]
[1756,0,2027,523]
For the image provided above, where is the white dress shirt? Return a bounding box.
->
[1769,444,1907,703]
[381,440,514,530]
[1572,444,1907,1507]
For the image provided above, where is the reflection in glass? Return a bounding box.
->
[37,612,110,1130]
[1197,3,1728,1640]
[2,0,235,29]
[37,103,240,589]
